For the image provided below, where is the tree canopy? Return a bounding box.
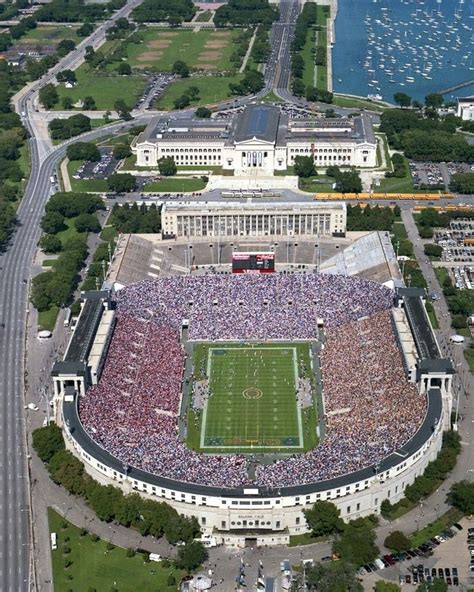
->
[214,0,278,27]
[107,173,136,193]
[448,480,474,514]
[303,501,344,537]
[158,157,177,177]
[306,561,363,592]
[332,517,379,568]
[32,423,65,462]
[66,142,100,162]
[294,155,316,178]
[132,0,195,24]
[175,541,208,572]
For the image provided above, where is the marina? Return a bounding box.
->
[332,0,474,102]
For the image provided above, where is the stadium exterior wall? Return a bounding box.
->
[61,388,444,547]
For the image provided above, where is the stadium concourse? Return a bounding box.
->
[77,274,424,489]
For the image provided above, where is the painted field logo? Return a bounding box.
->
[242,387,263,400]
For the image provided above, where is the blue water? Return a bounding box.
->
[332,0,474,102]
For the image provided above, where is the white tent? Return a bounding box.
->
[450,335,465,343]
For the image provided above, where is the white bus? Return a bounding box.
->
[64,308,72,328]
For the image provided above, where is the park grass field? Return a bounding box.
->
[126,28,240,72]
[188,343,318,454]
[155,74,242,110]
[15,24,79,46]
[48,508,183,591]
[56,65,147,110]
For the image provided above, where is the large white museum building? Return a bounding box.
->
[132,104,378,175]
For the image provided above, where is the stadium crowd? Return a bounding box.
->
[78,275,427,489]
[116,274,393,340]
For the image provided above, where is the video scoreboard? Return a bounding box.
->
[232,252,275,274]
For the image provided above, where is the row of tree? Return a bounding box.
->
[450,172,474,195]
[214,0,278,28]
[290,3,318,97]
[35,0,125,23]
[0,60,28,250]
[131,0,195,25]
[381,431,461,518]
[347,204,398,232]
[32,192,104,310]
[32,424,207,571]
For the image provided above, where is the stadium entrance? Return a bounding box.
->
[245,538,257,548]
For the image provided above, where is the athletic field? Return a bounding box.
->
[188,343,318,454]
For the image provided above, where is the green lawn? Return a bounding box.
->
[67,160,108,192]
[316,27,327,91]
[464,346,474,373]
[260,90,283,103]
[195,10,213,22]
[301,29,315,88]
[333,95,388,111]
[38,305,60,332]
[143,177,207,193]
[155,74,243,110]
[378,171,415,194]
[56,65,147,110]
[56,216,87,247]
[48,508,183,592]
[125,28,241,72]
[15,24,79,46]
[299,175,336,193]
[188,343,318,454]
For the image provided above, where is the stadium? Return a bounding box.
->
[54,230,454,548]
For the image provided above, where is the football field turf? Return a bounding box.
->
[189,343,318,454]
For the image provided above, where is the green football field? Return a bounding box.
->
[188,343,318,454]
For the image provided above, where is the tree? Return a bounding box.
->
[415,579,447,592]
[39,84,59,109]
[56,70,76,84]
[425,93,444,110]
[333,518,379,568]
[32,424,65,462]
[77,22,94,37]
[41,211,66,234]
[449,480,474,514]
[107,173,136,193]
[306,561,363,592]
[117,62,132,76]
[82,96,96,110]
[374,582,401,592]
[114,99,132,120]
[384,530,411,553]
[291,77,306,97]
[174,95,190,110]
[294,155,316,178]
[393,92,411,108]
[39,234,62,253]
[158,157,177,177]
[112,143,132,160]
[74,213,101,233]
[175,541,208,572]
[172,60,189,78]
[303,501,344,537]
[66,142,100,162]
[424,244,442,258]
[194,107,212,119]
[61,96,74,110]
[185,86,200,101]
[49,449,85,495]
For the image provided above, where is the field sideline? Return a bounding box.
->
[187,342,319,454]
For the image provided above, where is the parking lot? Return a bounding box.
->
[72,147,119,181]
[362,520,474,589]
[434,219,474,267]
[138,73,176,110]
[410,161,472,190]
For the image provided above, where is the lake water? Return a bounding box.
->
[332,0,474,102]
